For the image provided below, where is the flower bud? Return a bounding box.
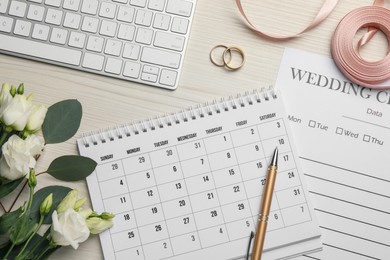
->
[40,193,53,216]
[100,212,115,220]
[26,104,47,133]
[86,217,114,235]
[10,85,16,97]
[17,83,24,95]
[28,169,36,188]
[78,208,93,219]
[89,211,99,218]
[73,198,86,211]
[56,189,78,214]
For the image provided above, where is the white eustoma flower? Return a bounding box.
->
[0,134,44,180]
[51,208,90,250]
[26,104,47,132]
[0,94,34,131]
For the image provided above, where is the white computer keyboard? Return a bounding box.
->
[0,0,196,90]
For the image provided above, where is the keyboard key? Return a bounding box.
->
[63,0,81,11]
[82,52,104,70]
[159,69,177,87]
[105,57,122,74]
[135,9,152,27]
[50,27,68,44]
[117,6,134,23]
[63,12,81,29]
[148,0,165,11]
[104,39,122,56]
[81,0,98,15]
[9,1,27,17]
[68,31,86,48]
[166,0,193,17]
[117,24,135,41]
[141,47,181,68]
[28,0,42,2]
[14,20,31,36]
[0,16,13,32]
[81,16,99,33]
[171,17,189,34]
[27,4,45,21]
[123,43,140,60]
[32,24,49,40]
[99,2,116,19]
[143,65,159,75]
[0,0,9,14]
[154,31,184,51]
[135,28,153,44]
[0,34,81,65]
[123,61,141,78]
[153,13,170,30]
[45,0,61,7]
[86,35,104,52]
[141,72,157,82]
[130,0,146,7]
[100,20,117,37]
[45,8,63,25]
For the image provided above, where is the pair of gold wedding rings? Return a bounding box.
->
[209,45,245,70]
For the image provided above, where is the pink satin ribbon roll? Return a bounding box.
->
[235,0,390,89]
[234,0,338,39]
[331,5,390,90]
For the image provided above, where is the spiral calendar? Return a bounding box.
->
[77,88,322,260]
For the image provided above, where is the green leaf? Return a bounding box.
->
[9,210,37,245]
[30,186,72,224]
[46,155,97,181]
[0,209,20,234]
[0,177,25,199]
[42,99,82,144]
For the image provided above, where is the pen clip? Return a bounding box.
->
[246,231,255,260]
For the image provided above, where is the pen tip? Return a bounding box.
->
[271,147,278,166]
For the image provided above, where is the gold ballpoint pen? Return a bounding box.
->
[251,147,278,260]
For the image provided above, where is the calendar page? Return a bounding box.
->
[77,90,321,260]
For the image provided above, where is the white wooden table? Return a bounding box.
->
[0,0,386,258]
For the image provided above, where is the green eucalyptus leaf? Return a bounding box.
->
[42,99,82,144]
[0,177,25,199]
[46,155,97,181]
[30,186,72,224]
[0,209,21,234]
[9,210,37,245]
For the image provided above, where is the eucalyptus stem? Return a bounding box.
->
[0,201,6,212]
[8,180,28,212]
[15,215,44,259]
[2,243,15,260]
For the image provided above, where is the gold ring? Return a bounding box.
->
[209,45,232,67]
[223,46,245,70]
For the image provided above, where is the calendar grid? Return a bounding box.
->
[95,118,316,259]
[174,145,204,249]
[201,137,231,242]
[146,152,175,258]
[100,164,302,202]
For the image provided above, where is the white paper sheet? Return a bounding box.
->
[276,48,390,260]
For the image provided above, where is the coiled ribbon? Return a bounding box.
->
[235,0,390,89]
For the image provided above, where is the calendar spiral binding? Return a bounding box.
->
[81,87,277,148]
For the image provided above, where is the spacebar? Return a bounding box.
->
[0,35,82,66]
